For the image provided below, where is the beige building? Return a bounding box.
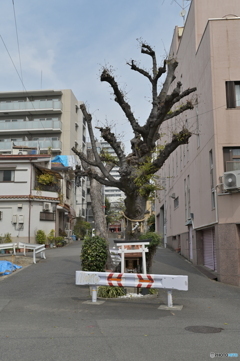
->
[0,89,87,218]
[156,0,240,286]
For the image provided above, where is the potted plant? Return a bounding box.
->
[55,236,64,247]
[37,173,55,186]
[36,230,47,245]
[47,229,55,248]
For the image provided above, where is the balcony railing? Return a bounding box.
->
[0,120,62,132]
[34,182,61,193]
[0,100,62,112]
[0,139,62,151]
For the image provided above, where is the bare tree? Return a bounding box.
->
[73,42,196,239]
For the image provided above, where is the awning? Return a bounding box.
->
[34,165,63,179]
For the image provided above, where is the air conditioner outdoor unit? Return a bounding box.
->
[223,171,240,190]
[18,150,28,155]
[43,202,51,211]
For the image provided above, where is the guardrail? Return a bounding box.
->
[18,242,46,264]
[0,243,18,255]
[76,271,188,307]
[0,242,46,263]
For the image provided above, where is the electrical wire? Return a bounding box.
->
[12,0,23,86]
[0,33,57,137]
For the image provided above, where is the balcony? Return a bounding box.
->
[34,182,61,194]
[0,139,62,152]
[32,189,59,199]
[0,100,62,114]
[0,120,62,134]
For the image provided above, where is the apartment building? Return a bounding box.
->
[0,89,87,218]
[155,0,240,286]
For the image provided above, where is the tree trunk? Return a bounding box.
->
[89,177,107,239]
[124,192,148,239]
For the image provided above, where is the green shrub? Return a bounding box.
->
[97,286,126,298]
[148,288,158,295]
[47,229,55,245]
[3,233,12,243]
[36,230,47,244]
[139,232,162,272]
[55,236,65,247]
[74,217,91,239]
[81,235,108,272]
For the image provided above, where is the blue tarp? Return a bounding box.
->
[51,155,69,167]
[51,155,78,169]
[0,261,22,276]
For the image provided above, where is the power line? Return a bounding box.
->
[12,0,23,87]
[0,34,25,91]
[0,34,55,136]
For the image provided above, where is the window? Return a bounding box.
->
[174,197,179,209]
[66,180,71,199]
[0,170,14,182]
[226,81,240,108]
[40,212,55,221]
[223,147,240,171]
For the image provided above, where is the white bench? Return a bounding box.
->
[0,243,18,255]
[18,242,46,264]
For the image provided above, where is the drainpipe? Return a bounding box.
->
[28,160,33,243]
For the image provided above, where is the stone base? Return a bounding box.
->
[82,300,105,305]
[158,304,183,311]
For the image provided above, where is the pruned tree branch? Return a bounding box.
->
[164,101,194,121]
[151,128,191,172]
[127,60,152,82]
[72,147,98,167]
[79,103,116,183]
[100,69,142,135]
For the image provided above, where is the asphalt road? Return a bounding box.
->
[0,241,239,361]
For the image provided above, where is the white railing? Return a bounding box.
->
[18,242,46,264]
[0,100,62,112]
[0,242,46,264]
[0,120,62,132]
[0,243,18,255]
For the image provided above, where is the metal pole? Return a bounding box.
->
[142,247,147,274]
[121,247,125,273]
[167,290,173,307]
[92,286,97,303]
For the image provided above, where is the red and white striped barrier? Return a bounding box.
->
[76,271,188,306]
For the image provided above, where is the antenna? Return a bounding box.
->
[172,0,191,25]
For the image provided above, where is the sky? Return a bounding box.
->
[0,0,191,154]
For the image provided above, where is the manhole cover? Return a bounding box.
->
[185,326,224,334]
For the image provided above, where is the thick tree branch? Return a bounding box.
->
[100,69,142,135]
[75,166,119,188]
[95,126,126,167]
[72,147,98,167]
[157,58,178,104]
[151,128,191,172]
[164,101,194,121]
[171,87,197,106]
[80,103,116,183]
